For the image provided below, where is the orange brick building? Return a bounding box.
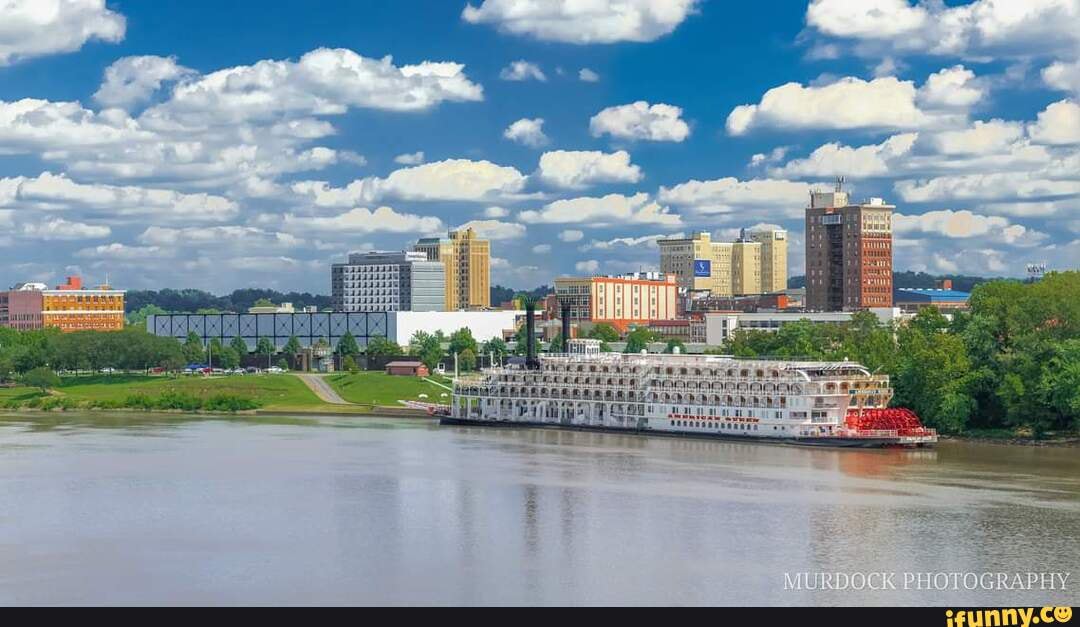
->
[0,276,125,332]
[554,272,678,333]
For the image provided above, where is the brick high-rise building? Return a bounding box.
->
[805,186,893,311]
[415,227,491,310]
[554,272,678,332]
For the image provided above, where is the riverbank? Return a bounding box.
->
[941,433,1080,447]
[0,372,446,417]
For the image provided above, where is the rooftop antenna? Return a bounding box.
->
[835,176,845,192]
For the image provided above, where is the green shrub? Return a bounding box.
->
[203,393,260,412]
[154,391,203,411]
[124,394,157,410]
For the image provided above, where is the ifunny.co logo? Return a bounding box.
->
[946,607,1073,627]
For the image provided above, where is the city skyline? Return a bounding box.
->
[1,0,1078,294]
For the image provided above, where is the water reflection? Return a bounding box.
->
[0,414,1076,606]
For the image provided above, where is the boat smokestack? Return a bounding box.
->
[561,303,571,353]
[525,299,539,369]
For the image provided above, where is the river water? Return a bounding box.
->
[1,413,1077,606]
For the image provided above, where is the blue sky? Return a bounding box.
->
[1,0,1077,293]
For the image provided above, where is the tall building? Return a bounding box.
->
[805,187,894,311]
[415,228,491,310]
[746,228,788,293]
[554,272,678,331]
[331,251,445,312]
[731,238,762,296]
[0,276,125,332]
[658,232,733,297]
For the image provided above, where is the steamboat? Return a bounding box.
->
[437,330,936,448]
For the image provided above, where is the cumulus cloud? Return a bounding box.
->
[456,219,526,240]
[0,172,238,222]
[536,150,643,188]
[579,68,600,82]
[894,209,1047,246]
[560,229,585,242]
[532,244,552,254]
[503,117,550,148]
[483,206,510,218]
[895,170,1080,204]
[292,159,527,205]
[770,134,917,178]
[519,192,681,226]
[19,218,110,240]
[0,0,126,66]
[499,60,546,81]
[281,206,444,234]
[93,55,194,109]
[394,151,426,165]
[590,101,690,142]
[1027,99,1080,145]
[75,243,163,260]
[580,233,672,251]
[805,0,1080,59]
[462,0,700,44]
[726,75,965,136]
[139,225,304,248]
[1043,60,1080,95]
[917,65,985,109]
[575,259,601,273]
[658,177,815,216]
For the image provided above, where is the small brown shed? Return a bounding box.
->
[385,360,429,377]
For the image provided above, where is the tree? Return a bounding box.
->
[276,358,289,371]
[342,355,359,374]
[218,347,240,370]
[663,339,686,354]
[624,327,658,354]
[458,348,477,372]
[182,331,205,364]
[367,336,402,358]
[409,331,443,371]
[449,328,478,357]
[588,323,620,343]
[481,337,508,362]
[336,331,360,356]
[230,336,249,359]
[127,304,166,327]
[255,337,275,368]
[23,367,60,393]
[283,335,302,355]
[253,298,275,308]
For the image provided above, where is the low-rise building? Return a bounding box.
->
[554,272,678,332]
[0,276,124,332]
[702,308,906,345]
[893,287,970,312]
[332,250,445,312]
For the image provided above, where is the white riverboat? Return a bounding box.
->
[441,339,937,448]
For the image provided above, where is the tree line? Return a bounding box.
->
[721,272,1079,435]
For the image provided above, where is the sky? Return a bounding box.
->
[0,0,1078,294]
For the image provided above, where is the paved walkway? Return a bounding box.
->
[295,374,351,405]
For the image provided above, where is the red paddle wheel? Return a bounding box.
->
[845,407,933,437]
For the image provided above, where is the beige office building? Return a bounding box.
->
[732,239,762,296]
[414,228,491,310]
[658,232,734,297]
[746,228,788,293]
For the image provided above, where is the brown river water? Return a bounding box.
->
[1,413,1077,606]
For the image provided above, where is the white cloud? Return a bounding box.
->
[93,55,194,108]
[770,134,917,178]
[532,244,552,254]
[895,171,1080,203]
[1043,60,1080,95]
[590,101,690,142]
[658,177,815,216]
[499,60,546,81]
[579,68,600,82]
[536,149,643,188]
[1027,99,1080,145]
[726,75,962,136]
[462,0,700,44]
[575,259,601,273]
[928,119,1024,155]
[19,218,110,240]
[503,117,550,148]
[394,151,426,165]
[456,219,526,240]
[293,159,527,205]
[520,192,681,226]
[581,233,672,251]
[75,243,163,260]
[0,0,126,66]
[805,0,1080,59]
[139,225,304,248]
[0,172,238,222]
[560,229,585,242]
[749,146,791,168]
[895,210,1048,248]
[917,65,985,109]
[483,206,510,218]
[281,206,444,234]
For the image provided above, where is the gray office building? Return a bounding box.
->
[331,251,445,312]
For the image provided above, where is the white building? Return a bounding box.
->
[388,310,521,345]
[332,251,445,312]
[702,308,906,345]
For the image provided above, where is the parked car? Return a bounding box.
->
[245,367,260,374]
[100,367,116,374]
[266,366,285,374]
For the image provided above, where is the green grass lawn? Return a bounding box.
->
[27,373,326,410]
[0,386,43,404]
[325,371,452,406]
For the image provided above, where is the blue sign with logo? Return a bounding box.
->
[693,259,711,277]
